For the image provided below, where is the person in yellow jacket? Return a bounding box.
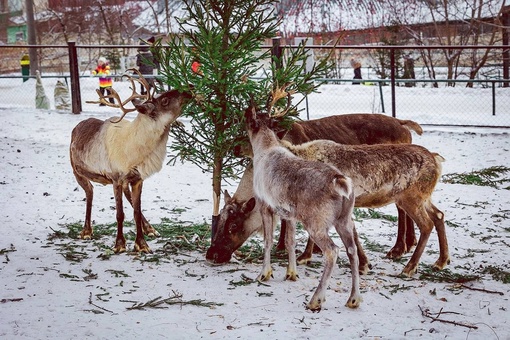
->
[92,57,114,105]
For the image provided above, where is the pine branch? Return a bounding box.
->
[126,291,223,311]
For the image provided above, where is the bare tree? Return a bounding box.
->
[396,0,507,87]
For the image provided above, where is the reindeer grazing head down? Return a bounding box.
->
[206,190,257,264]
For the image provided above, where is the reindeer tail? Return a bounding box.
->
[400,119,423,136]
[333,174,353,198]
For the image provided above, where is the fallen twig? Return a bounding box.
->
[88,292,114,314]
[458,284,505,296]
[0,244,16,255]
[126,291,223,311]
[419,305,478,329]
[1,298,23,303]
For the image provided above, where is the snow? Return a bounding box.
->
[279,0,507,35]
[0,77,509,339]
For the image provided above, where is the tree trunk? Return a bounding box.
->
[211,153,223,240]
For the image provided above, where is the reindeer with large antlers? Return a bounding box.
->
[70,69,192,253]
[246,85,362,311]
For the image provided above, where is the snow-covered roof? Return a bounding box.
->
[83,0,510,38]
[279,0,508,35]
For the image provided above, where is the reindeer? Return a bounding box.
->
[70,69,192,253]
[245,89,362,311]
[282,138,449,277]
[206,113,423,266]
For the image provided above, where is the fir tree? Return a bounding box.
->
[151,0,330,236]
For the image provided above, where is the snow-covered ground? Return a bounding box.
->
[0,77,509,339]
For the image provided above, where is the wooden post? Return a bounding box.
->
[68,41,82,114]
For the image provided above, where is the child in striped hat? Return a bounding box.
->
[92,57,114,105]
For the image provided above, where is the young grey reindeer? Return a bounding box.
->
[245,89,361,311]
[70,69,192,253]
[282,139,449,277]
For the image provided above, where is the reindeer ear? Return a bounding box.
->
[241,197,256,214]
[245,106,259,131]
[135,102,155,115]
[271,119,288,139]
[223,190,232,203]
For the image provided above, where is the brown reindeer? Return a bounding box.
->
[206,113,422,265]
[70,69,192,253]
[245,92,361,311]
[282,139,449,276]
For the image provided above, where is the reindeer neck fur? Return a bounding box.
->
[250,125,282,155]
[103,114,171,179]
[232,163,256,201]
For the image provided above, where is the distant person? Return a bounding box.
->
[136,39,159,95]
[92,57,114,105]
[351,58,362,85]
[403,54,416,87]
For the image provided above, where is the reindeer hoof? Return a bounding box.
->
[134,243,152,254]
[297,255,311,265]
[345,295,362,309]
[113,245,126,253]
[306,299,323,312]
[257,270,273,282]
[80,230,92,240]
[285,271,298,281]
[386,247,405,259]
[113,237,127,253]
[432,257,450,271]
[359,263,371,275]
[143,224,160,237]
[401,265,418,277]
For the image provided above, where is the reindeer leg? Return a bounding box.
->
[430,205,450,270]
[400,205,434,277]
[305,225,338,311]
[386,206,408,259]
[122,183,159,237]
[335,218,362,309]
[74,172,94,240]
[131,180,151,254]
[405,213,417,251]
[257,203,274,282]
[275,219,287,252]
[297,236,315,265]
[353,226,371,274]
[285,219,298,281]
[112,181,126,253]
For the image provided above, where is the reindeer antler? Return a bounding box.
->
[87,68,152,123]
[266,82,295,118]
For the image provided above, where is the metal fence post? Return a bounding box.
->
[378,81,385,113]
[492,81,496,116]
[390,48,396,118]
[68,41,82,114]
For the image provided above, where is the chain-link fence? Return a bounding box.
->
[0,43,509,127]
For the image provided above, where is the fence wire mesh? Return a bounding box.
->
[0,44,509,127]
